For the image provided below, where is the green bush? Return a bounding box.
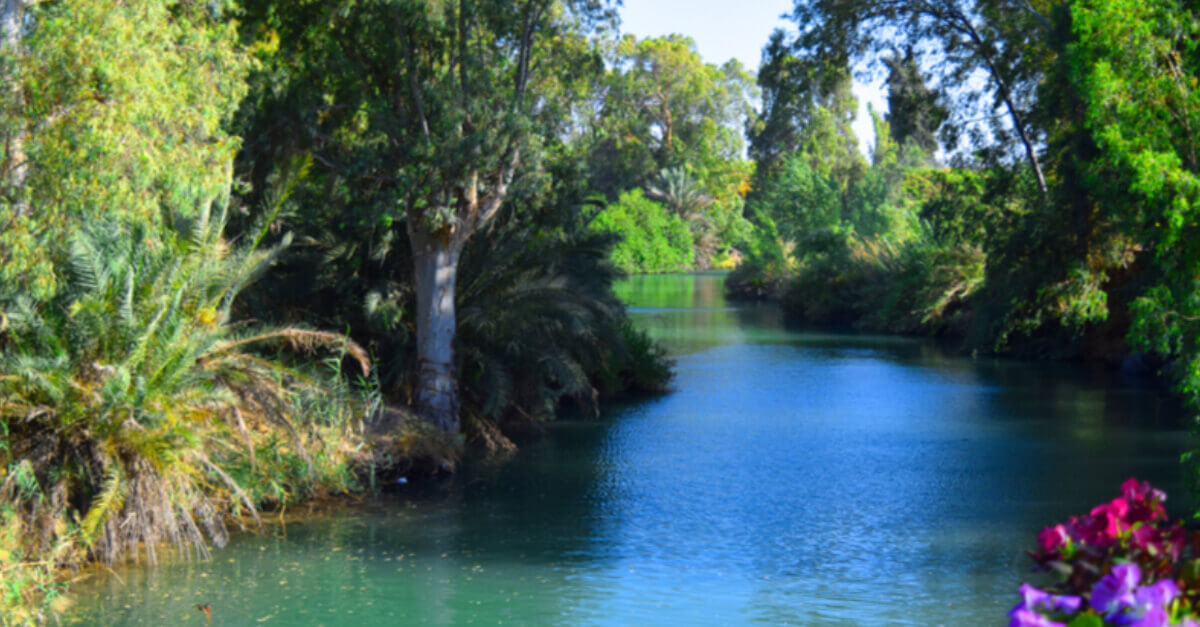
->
[725,211,791,300]
[781,231,984,335]
[591,189,694,273]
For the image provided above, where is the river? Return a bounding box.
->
[66,272,1192,625]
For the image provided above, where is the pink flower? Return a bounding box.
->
[1039,524,1070,553]
[1121,478,1167,523]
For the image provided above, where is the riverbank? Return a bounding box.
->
[0,399,594,623]
[724,254,1166,378]
[60,273,1194,625]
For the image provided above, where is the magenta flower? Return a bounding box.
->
[1121,478,1168,524]
[1039,524,1070,554]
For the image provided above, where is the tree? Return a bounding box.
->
[883,48,948,161]
[747,29,827,186]
[235,1,615,435]
[646,167,712,220]
[1061,0,1200,400]
[588,34,754,197]
[591,188,694,273]
[0,0,248,303]
[789,0,1055,194]
[1,0,36,217]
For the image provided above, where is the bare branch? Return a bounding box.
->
[396,14,432,142]
[475,148,520,230]
[1010,0,1051,31]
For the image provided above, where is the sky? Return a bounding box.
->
[616,0,887,156]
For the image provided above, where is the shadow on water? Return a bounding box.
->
[67,272,1193,626]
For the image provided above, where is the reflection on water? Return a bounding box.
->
[68,273,1192,625]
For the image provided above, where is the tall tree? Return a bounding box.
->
[588,34,754,197]
[748,30,820,185]
[0,0,35,217]
[235,0,614,434]
[0,0,248,303]
[883,48,948,160]
[790,0,1055,193]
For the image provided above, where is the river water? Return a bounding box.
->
[66,273,1192,625]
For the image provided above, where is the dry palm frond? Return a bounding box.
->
[209,329,370,377]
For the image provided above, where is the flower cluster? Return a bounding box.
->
[1011,479,1200,627]
[1037,480,1173,555]
[1088,564,1191,627]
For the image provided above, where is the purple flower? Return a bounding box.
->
[1008,609,1066,627]
[1008,584,1081,627]
[1135,580,1179,609]
[1110,580,1179,626]
[1015,584,1083,615]
[1124,606,1169,627]
[1092,563,1141,615]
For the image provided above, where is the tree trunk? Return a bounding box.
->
[410,225,462,434]
[1,0,27,216]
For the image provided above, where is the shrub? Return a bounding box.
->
[591,189,694,273]
[780,230,984,335]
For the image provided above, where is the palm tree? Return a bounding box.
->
[646,166,713,222]
[0,202,366,609]
[647,167,719,268]
[453,203,672,449]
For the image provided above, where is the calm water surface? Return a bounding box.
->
[67,273,1192,625]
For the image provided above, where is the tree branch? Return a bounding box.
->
[475,148,520,230]
[396,14,432,142]
[1010,0,1050,31]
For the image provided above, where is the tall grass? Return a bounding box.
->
[781,230,985,336]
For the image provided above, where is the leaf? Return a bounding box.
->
[1067,614,1103,627]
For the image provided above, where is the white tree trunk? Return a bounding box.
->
[411,228,462,434]
[1,0,27,216]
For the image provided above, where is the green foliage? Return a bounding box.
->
[736,65,994,334]
[906,168,995,247]
[724,211,790,300]
[591,189,694,274]
[587,34,754,198]
[456,201,670,428]
[1061,0,1200,370]
[782,231,985,335]
[0,5,376,618]
[883,48,948,162]
[0,0,250,303]
[756,155,841,244]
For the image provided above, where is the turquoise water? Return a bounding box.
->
[67,273,1192,625]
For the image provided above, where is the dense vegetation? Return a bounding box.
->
[0,0,674,621]
[732,0,1200,468]
[4,0,1200,622]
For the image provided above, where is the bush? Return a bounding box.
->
[725,211,790,300]
[780,230,984,335]
[591,189,694,273]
